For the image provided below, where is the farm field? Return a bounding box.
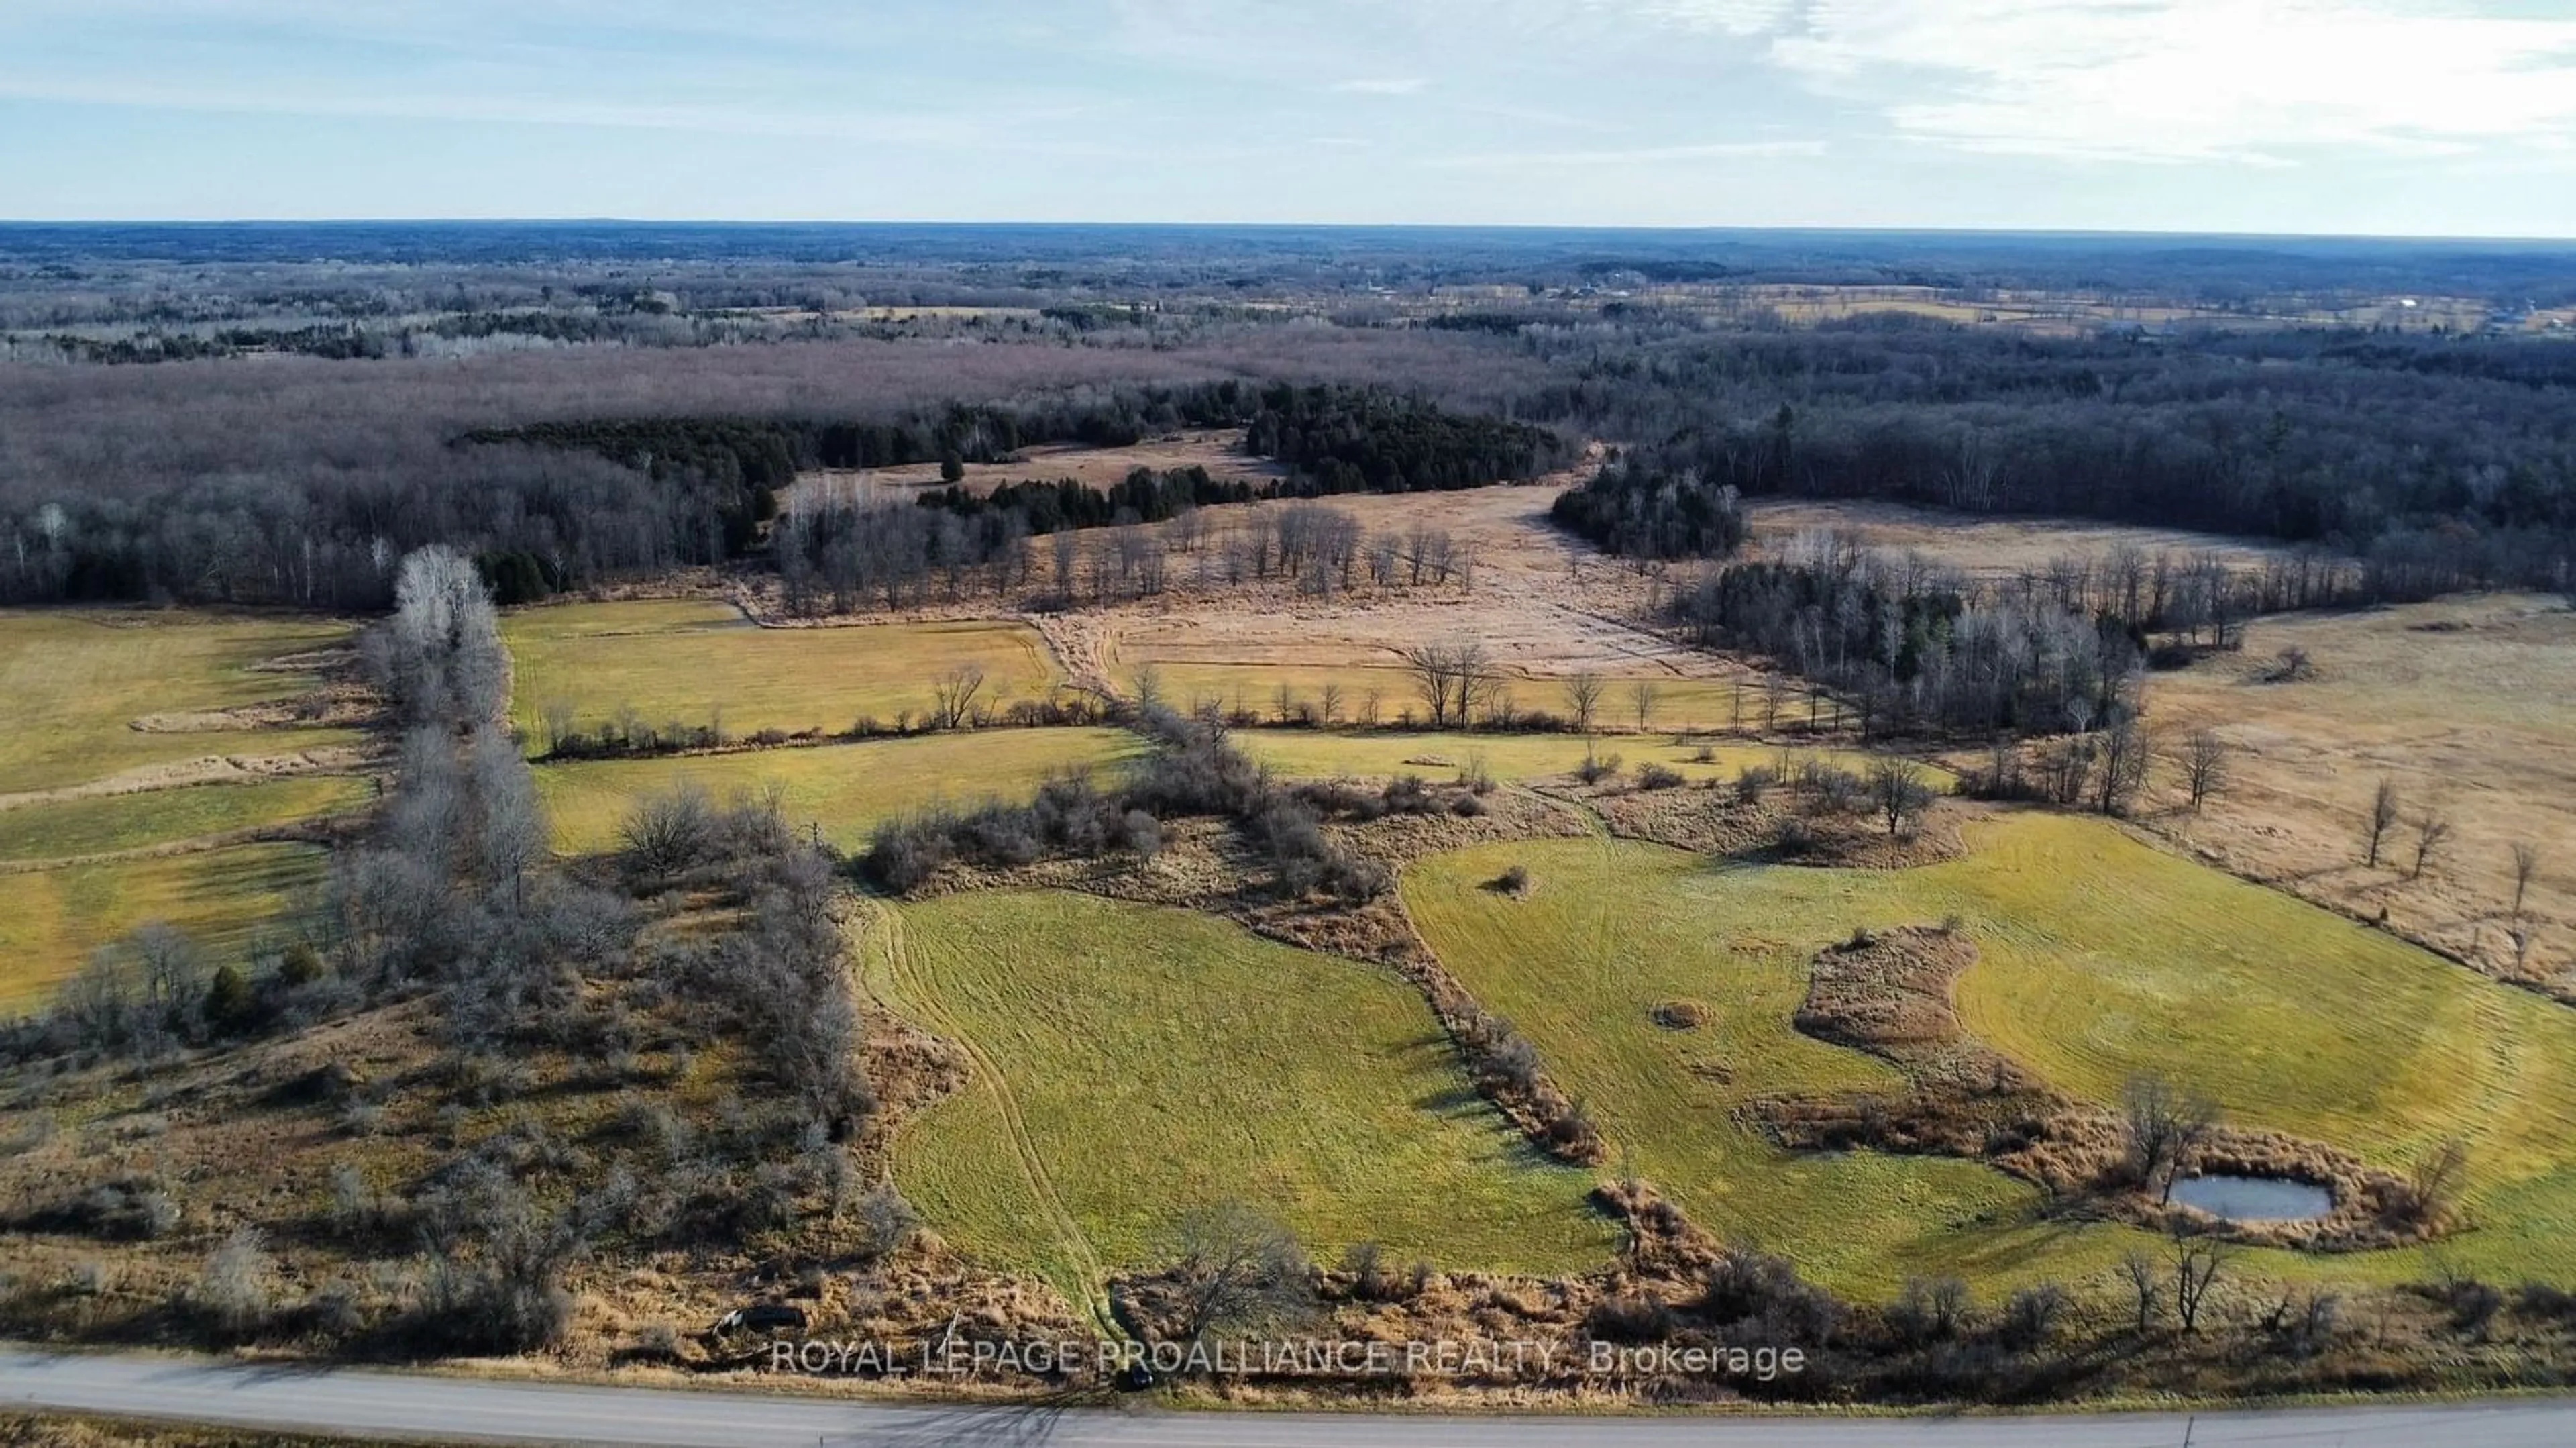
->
[2146,594,2576,989]
[502,601,1066,747]
[1236,729,1894,788]
[1404,813,2576,1296]
[1138,662,1807,735]
[0,844,326,1006]
[533,727,1143,856]
[0,776,366,864]
[870,891,1619,1309]
[0,609,358,796]
[1736,498,2288,582]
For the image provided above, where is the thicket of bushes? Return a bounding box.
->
[863,710,1402,904]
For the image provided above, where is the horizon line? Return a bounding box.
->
[2,218,2573,246]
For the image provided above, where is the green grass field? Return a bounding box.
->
[0,844,326,1008]
[0,610,357,795]
[502,600,1065,748]
[0,778,368,865]
[1402,814,2576,1296]
[871,892,1618,1310]
[533,728,1144,855]
[1237,730,1897,787]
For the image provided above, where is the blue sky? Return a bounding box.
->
[3,1,2573,234]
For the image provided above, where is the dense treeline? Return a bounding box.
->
[1550,459,1752,560]
[1536,323,2576,596]
[0,333,1545,609]
[1676,550,2140,739]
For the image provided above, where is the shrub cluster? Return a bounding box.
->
[865,709,1395,904]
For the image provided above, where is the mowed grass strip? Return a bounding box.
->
[502,600,1065,745]
[0,777,368,864]
[1405,814,2576,1296]
[533,728,1144,856]
[876,892,1617,1302]
[0,844,325,1009]
[0,610,356,795]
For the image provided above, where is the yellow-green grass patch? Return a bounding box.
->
[0,845,325,1008]
[873,892,1617,1307]
[0,610,357,795]
[503,600,1065,748]
[533,728,1145,856]
[1404,814,2576,1297]
[0,777,368,864]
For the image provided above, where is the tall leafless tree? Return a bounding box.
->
[1563,672,1605,734]
[2180,729,2230,812]
[2411,810,2454,881]
[2366,777,2402,868]
[2510,841,2543,918]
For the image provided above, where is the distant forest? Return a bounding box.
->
[0,226,2570,611]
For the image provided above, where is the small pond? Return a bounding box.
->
[2168,1174,2333,1222]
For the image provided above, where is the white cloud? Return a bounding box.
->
[1761,0,2576,163]
[1331,76,1427,95]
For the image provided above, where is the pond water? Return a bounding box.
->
[2168,1174,2334,1222]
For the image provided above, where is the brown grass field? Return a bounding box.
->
[800,428,1289,499]
[2141,593,2576,990]
[1737,497,2290,582]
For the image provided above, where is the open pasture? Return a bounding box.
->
[0,844,325,1008]
[0,776,366,865]
[503,601,1065,747]
[2145,594,2576,987]
[1403,813,2576,1296]
[0,609,358,797]
[872,891,1618,1306]
[1737,498,2288,584]
[533,727,1142,856]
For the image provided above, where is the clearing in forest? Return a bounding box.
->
[502,600,1065,747]
[871,891,1617,1306]
[1403,812,2576,1298]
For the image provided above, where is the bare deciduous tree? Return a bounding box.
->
[2510,841,2542,918]
[1868,759,1935,837]
[1401,641,1493,730]
[1563,672,1605,734]
[930,665,986,731]
[2120,1250,2164,1334]
[2365,777,2402,868]
[2180,728,2230,812]
[1157,1201,1313,1357]
[2170,1231,2233,1334]
[2123,1074,2219,1204]
[2410,810,2453,881]
[1629,678,1661,735]
[2094,708,2151,817]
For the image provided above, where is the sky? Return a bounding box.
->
[2,1,2573,236]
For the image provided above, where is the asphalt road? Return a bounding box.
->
[3,1350,2573,1447]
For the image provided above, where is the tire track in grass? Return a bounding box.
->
[863,902,1117,1331]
